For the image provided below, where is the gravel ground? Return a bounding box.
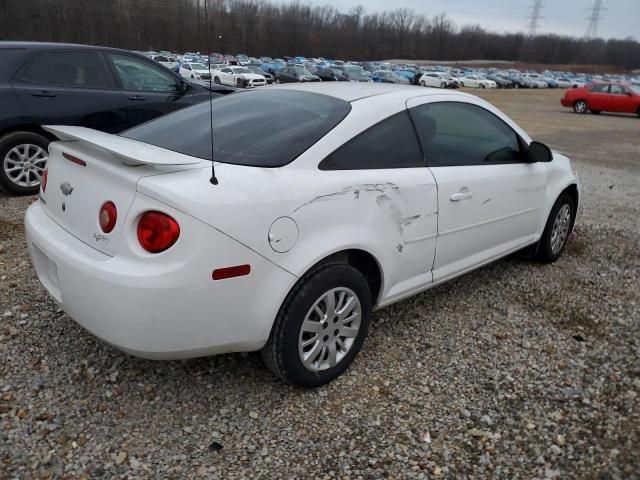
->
[1,89,639,479]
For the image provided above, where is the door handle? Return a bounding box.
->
[32,91,56,98]
[450,191,473,202]
[128,95,146,101]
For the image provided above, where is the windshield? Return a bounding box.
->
[232,68,251,74]
[294,67,312,75]
[189,63,207,70]
[121,90,351,167]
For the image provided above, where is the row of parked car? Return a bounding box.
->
[140,50,639,92]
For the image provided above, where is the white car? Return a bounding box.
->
[523,74,549,88]
[419,72,458,88]
[179,62,211,81]
[213,66,266,88]
[151,55,178,71]
[459,75,497,89]
[25,84,580,387]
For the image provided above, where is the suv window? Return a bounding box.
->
[110,53,179,92]
[410,102,523,166]
[320,111,424,170]
[14,52,54,84]
[47,51,112,88]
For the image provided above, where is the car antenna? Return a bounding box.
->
[204,0,218,185]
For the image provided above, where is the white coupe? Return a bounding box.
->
[26,84,580,387]
[212,66,267,88]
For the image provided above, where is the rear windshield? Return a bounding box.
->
[121,89,351,167]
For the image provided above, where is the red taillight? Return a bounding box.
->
[41,169,48,193]
[137,211,180,253]
[99,201,117,233]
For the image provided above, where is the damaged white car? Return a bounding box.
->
[25,84,580,387]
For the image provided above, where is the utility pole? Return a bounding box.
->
[526,0,544,37]
[585,0,605,40]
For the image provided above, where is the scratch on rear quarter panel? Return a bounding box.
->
[293,183,399,213]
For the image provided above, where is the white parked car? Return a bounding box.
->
[213,66,267,88]
[151,55,178,71]
[523,74,549,88]
[25,84,580,387]
[418,72,451,88]
[179,62,211,81]
[459,75,497,89]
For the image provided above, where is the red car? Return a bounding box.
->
[561,82,640,116]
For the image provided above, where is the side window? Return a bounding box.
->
[14,52,54,84]
[109,54,179,92]
[610,85,626,95]
[590,84,609,93]
[410,102,523,167]
[320,112,423,170]
[47,51,112,88]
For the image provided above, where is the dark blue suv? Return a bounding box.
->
[0,42,231,194]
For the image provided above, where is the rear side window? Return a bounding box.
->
[410,102,523,166]
[320,112,424,170]
[14,53,54,84]
[121,89,351,166]
[590,84,609,93]
[47,51,112,88]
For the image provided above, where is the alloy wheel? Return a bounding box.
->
[3,143,47,189]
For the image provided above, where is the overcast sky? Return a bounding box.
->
[297,0,638,40]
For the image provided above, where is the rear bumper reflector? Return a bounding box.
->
[212,265,251,280]
[62,152,87,166]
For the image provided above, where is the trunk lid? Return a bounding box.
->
[39,126,207,256]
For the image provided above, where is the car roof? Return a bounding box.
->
[275,82,475,103]
[0,41,130,53]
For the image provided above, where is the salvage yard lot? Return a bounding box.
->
[1,88,638,478]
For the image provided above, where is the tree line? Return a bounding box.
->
[1,0,639,69]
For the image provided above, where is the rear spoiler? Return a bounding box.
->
[43,126,201,166]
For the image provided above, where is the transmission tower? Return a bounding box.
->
[526,0,544,36]
[585,0,606,39]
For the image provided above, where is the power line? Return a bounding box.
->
[526,0,544,36]
[585,0,606,40]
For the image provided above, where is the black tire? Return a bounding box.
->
[0,131,50,195]
[481,83,486,89]
[213,77,221,84]
[573,100,588,114]
[420,81,426,87]
[514,83,520,89]
[275,77,281,84]
[236,79,243,88]
[440,82,446,89]
[261,263,372,388]
[591,110,602,115]
[533,193,576,264]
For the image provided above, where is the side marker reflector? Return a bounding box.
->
[62,152,87,166]
[212,265,251,281]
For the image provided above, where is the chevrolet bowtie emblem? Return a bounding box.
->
[60,182,74,196]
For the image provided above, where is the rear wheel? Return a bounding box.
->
[0,131,49,195]
[440,82,446,89]
[213,76,221,84]
[275,77,281,84]
[261,263,371,387]
[481,83,486,89]
[573,100,588,114]
[533,193,575,263]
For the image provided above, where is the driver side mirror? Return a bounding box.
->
[178,80,190,93]
[528,141,553,163]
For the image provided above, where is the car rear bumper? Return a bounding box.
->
[560,99,572,107]
[25,200,296,360]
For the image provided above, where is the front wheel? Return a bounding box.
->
[261,263,372,387]
[275,78,281,84]
[420,81,426,87]
[573,100,588,114]
[0,131,49,195]
[533,193,576,263]
[213,76,221,84]
[480,83,486,89]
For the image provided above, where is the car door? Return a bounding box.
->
[107,53,196,130]
[608,84,635,113]
[11,49,127,133]
[218,68,232,85]
[586,84,610,111]
[408,97,548,283]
